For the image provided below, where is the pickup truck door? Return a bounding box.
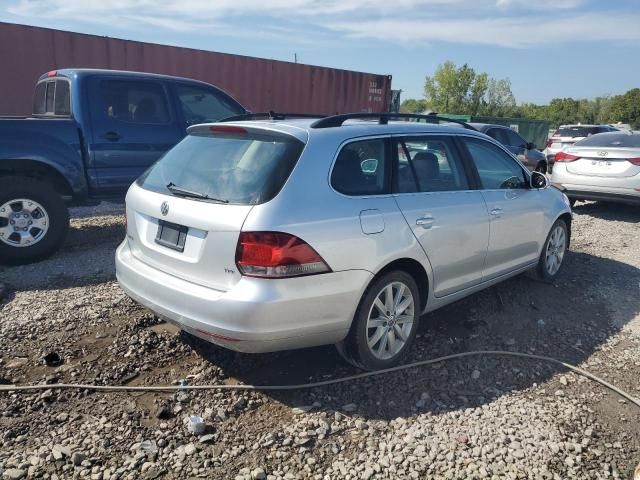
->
[87,77,184,194]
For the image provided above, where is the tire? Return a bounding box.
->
[0,176,70,265]
[535,219,568,282]
[336,270,420,370]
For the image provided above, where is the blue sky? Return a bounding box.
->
[1,0,638,104]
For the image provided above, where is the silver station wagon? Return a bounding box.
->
[116,113,572,370]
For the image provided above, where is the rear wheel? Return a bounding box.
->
[336,270,420,370]
[0,177,69,264]
[535,219,568,282]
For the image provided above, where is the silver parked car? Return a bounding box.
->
[116,113,572,370]
[551,131,640,205]
[546,124,620,169]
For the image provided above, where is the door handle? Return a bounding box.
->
[489,208,503,216]
[103,131,122,141]
[416,215,434,228]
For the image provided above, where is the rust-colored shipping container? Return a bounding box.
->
[0,22,391,116]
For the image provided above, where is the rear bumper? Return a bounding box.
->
[116,241,370,353]
[551,165,640,205]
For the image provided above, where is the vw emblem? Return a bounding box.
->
[598,151,608,157]
[160,201,169,216]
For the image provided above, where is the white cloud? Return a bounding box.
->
[5,0,638,48]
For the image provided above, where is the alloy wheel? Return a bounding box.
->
[545,224,566,275]
[366,281,415,360]
[0,198,50,247]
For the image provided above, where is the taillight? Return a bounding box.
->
[546,138,553,148]
[555,152,579,162]
[209,125,247,135]
[236,232,330,278]
[628,157,640,166]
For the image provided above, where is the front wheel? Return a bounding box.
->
[535,219,568,282]
[336,270,420,370]
[0,177,70,265]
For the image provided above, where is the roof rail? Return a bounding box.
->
[220,111,326,122]
[309,112,476,130]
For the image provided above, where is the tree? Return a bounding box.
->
[400,98,430,113]
[609,88,640,128]
[423,61,511,116]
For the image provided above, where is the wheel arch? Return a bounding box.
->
[0,159,74,199]
[371,257,430,312]
[557,212,572,248]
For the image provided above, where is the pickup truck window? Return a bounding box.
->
[33,79,71,117]
[96,80,170,124]
[176,84,243,124]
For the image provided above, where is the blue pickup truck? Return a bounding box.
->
[0,68,246,263]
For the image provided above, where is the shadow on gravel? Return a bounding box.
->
[573,201,640,223]
[185,248,640,420]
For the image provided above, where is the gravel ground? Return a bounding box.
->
[0,200,639,480]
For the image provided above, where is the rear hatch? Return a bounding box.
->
[565,147,640,178]
[126,124,305,291]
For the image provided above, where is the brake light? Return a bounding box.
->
[628,157,640,166]
[236,232,330,278]
[46,70,57,77]
[209,126,247,135]
[555,152,579,162]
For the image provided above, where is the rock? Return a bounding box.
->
[342,403,357,412]
[292,405,313,414]
[471,369,480,380]
[199,434,215,444]
[559,376,568,386]
[71,452,86,466]
[362,467,375,480]
[2,469,26,480]
[155,403,172,419]
[52,445,71,460]
[251,467,267,480]
[512,449,525,459]
[183,443,196,455]
[355,419,368,430]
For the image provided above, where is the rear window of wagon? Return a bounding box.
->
[137,130,305,205]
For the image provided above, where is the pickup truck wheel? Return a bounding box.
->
[0,177,69,264]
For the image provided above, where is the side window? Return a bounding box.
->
[176,84,243,124]
[331,139,388,196]
[464,138,528,190]
[396,137,469,193]
[505,129,526,148]
[96,80,170,124]
[486,128,507,145]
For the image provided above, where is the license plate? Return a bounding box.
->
[155,220,188,252]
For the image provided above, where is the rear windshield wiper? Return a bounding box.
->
[166,182,229,203]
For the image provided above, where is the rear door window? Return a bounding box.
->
[94,80,170,124]
[396,137,469,193]
[557,126,598,138]
[331,139,389,196]
[137,129,304,205]
[504,129,527,148]
[175,84,244,124]
[463,137,528,190]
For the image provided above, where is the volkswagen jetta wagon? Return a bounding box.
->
[116,113,572,370]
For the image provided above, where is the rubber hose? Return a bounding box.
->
[1,351,639,410]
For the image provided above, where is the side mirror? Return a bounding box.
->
[526,142,535,150]
[531,171,548,189]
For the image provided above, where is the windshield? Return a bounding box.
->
[575,133,640,148]
[137,131,305,205]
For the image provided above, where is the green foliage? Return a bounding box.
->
[405,61,639,128]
